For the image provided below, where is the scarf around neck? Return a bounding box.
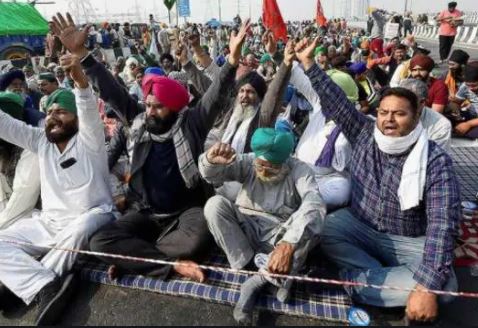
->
[139,111,200,189]
[373,122,429,211]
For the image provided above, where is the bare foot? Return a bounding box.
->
[173,261,206,283]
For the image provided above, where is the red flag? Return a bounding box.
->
[316,0,327,27]
[262,0,288,42]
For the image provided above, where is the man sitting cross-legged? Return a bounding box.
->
[43,13,251,282]
[0,53,115,325]
[294,37,461,324]
[199,129,326,325]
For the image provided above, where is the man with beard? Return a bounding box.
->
[296,37,459,325]
[159,53,175,75]
[0,70,35,110]
[399,79,452,151]
[199,130,325,324]
[0,53,115,325]
[445,49,469,100]
[0,92,40,229]
[38,72,60,113]
[409,54,448,113]
[48,13,247,282]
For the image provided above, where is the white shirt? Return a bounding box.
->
[420,106,452,152]
[0,149,40,229]
[0,86,113,230]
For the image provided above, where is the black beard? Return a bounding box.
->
[145,114,178,135]
[45,120,78,144]
[450,68,463,81]
[413,75,428,82]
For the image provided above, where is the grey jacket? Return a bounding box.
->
[199,153,326,245]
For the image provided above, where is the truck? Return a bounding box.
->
[0,2,49,60]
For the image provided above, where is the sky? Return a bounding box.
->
[34,0,478,24]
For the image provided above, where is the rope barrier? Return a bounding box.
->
[1,238,477,299]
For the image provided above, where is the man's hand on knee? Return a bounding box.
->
[267,242,295,274]
[406,284,438,322]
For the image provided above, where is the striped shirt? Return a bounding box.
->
[305,63,461,290]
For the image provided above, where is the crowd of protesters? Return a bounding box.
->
[0,0,476,325]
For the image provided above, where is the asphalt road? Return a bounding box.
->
[418,39,478,61]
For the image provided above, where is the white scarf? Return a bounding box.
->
[373,122,429,211]
[222,104,259,154]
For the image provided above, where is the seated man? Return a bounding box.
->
[450,61,478,138]
[0,53,114,325]
[444,49,469,100]
[399,78,452,151]
[43,14,250,281]
[199,129,326,324]
[38,72,60,113]
[409,54,448,113]
[291,65,358,210]
[295,38,460,324]
[0,92,41,229]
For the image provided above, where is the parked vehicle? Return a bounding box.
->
[0,2,48,60]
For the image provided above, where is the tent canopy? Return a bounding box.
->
[0,2,49,36]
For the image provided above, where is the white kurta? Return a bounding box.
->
[290,64,352,208]
[0,86,114,304]
[0,149,40,229]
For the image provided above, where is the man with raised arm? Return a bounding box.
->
[0,51,114,325]
[50,13,246,282]
[294,37,460,324]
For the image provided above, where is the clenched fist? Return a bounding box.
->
[206,143,237,165]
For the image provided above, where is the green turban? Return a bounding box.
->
[0,92,24,120]
[251,128,294,165]
[45,89,77,114]
[38,72,57,83]
[326,69,359,102]
[241,45,251,57]
[260,53,272,64]
[314,46,327,57]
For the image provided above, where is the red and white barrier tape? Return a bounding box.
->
[1,238,478,299]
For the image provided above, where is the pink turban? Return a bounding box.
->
[410,54,435,72]
[142,75,189,112]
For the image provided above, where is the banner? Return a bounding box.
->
[384,23,400,39]
[163,0,176,10]
[178,0,191,17]
[262,0,288,42]
[316,0,327,27]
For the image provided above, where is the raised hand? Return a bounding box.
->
[59,54,88,89]
[51,13,89,58]
[175,43,189,66]
[229,18,252,66]
[294,37,320,71]
[283,39,296,67]
[206,143,237,165]
[262,30,277,56]
[187,33,201,50]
